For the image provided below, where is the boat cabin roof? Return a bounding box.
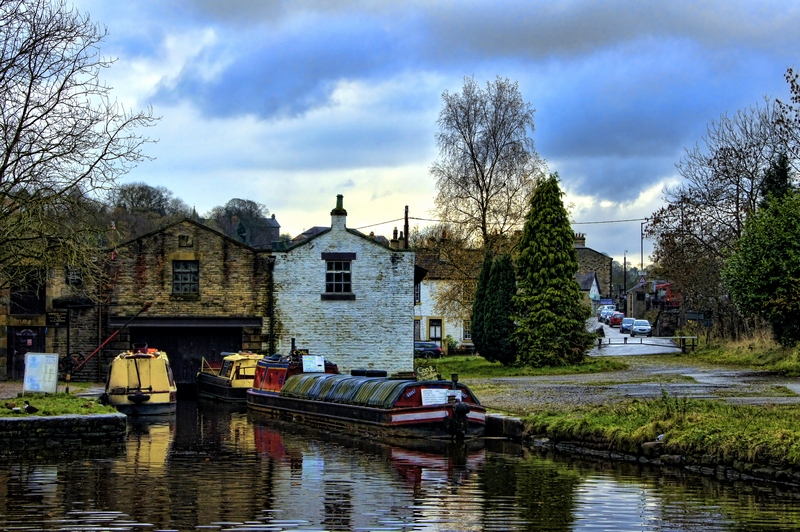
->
[221,351,263,362]
[279,373,478,409]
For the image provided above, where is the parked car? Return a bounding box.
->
[596,304,616,319]
[619,317,635,334]
[414,341,444,359]
[630,320,652,337]
[608,312,625,327]
[599,307,615,323]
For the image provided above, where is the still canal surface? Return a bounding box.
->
[1,398,799,531]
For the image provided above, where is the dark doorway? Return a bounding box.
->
[7,327,45,380]
[129,327,242,385]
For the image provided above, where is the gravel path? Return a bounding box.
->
[465,352,800,415]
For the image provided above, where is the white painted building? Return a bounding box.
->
[272,195,416,374]
[414,277,473,353]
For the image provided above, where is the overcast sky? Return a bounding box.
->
[72,0,800,267]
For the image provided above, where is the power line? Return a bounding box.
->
[355,216,648,230]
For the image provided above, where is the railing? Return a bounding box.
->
[595,336,698,353]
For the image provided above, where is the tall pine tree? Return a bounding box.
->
[513,174,594,366]
[471,249,493,359]
[483,254,517,365]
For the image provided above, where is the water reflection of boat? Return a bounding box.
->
[247,353,486,441]
[195,352,263,402]
[250,414,485,492]
[100,344,178,416]
[119,418,175,477]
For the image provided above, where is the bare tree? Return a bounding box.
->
[206,198,275,247]
[431,76,545,249]
[0,0,157,289]
[648,99,787,337]
[104,182,190,241]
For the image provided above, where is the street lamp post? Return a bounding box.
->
[623,250,627,314]
[640,220,646,272]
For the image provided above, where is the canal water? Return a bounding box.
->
[1,398,800,531]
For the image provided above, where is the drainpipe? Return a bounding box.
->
[267,256,276,356]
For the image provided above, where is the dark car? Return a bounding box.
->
[414,341,443,359]
[608,312,625,327]
[619,317,635,334]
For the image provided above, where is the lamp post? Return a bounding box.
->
[640,220,646,272]
[623,250,627,314]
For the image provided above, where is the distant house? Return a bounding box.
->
[414,251,475,353]
[574,233,613,305]
[576,272,601,307]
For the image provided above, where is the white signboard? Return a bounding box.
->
[302,355,326,373]
[23,353,59,394]
[421,388,448,405]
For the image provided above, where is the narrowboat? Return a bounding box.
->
[100,344,177,416]
[247,354,485,440]
[195,351,264,402]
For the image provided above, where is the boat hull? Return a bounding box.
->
[196,372,249,402]
[111,399,177,416]
[247,390,485,440]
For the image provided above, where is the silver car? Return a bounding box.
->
[630,319,652,337]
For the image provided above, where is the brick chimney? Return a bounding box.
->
[331,194,347,230]
[574,232,586,247]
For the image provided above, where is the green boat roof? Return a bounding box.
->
[279,373,463,409]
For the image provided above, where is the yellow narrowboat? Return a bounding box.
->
[100,344,177,416]
[195,351,263,402]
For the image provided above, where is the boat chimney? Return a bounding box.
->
[451,373,458,389]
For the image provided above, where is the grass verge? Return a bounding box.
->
[414,355,627,379]
[524,390,800,467]
[2,392,117,416]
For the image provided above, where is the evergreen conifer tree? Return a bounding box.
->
[483,254,518,365]
[759,152,793,209]
[513,174,594,366]
[470,249,493,359]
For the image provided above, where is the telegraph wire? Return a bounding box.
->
[355,216,648,230]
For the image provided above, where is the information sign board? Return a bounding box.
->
[23,353,59,394]
[302,355,326,372]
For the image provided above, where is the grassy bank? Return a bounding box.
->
[2,393,116,416]
[679,327,800,376]
[524,391,800,468]
[414,355,627,379]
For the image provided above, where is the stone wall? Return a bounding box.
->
[107,220,267,319]
[0,413,127,455]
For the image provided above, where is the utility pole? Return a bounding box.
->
[623,250,627,314]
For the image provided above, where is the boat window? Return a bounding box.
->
[221,361,232,378]
[237,367,256,379]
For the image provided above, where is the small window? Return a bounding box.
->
[414,319,421,341]
[414,282,421,304]
[173,260,199,294]
[178,235,193,247]
[462,320,471,340]
[65,266,82,286]
[326,261,351,293]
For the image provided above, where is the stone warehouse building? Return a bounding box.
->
[0,195,418,382]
